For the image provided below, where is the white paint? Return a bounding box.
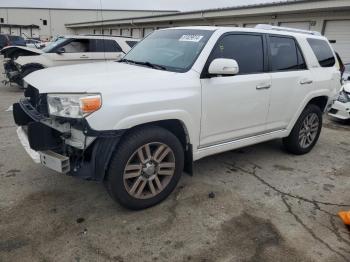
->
[22,26,341,162]
[16,127,40,163]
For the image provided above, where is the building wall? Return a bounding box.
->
[0,8,176,39]
[70,10,350,37]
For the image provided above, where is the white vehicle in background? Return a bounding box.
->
[25,39,46,49]
[329,84,350,121]
[342,63,350,82]
[1,35,139,86]
[13,25,340,210]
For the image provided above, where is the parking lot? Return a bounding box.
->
[0,69,350,262]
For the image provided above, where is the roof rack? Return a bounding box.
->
[255,24,321,36]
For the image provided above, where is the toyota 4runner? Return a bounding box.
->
[13,25,341,209]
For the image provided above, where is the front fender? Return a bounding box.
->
[115,110,196,145]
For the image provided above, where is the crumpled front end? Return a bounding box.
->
[13,85,124,180]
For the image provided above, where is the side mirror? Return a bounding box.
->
[208,58,239,76]
[56,47,65,54]
[348,76,350,81]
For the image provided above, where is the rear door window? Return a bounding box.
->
[307,38,335,67]
[208,34,264,74]
[62,39,90,53]
[269,36,306,71]
[92,39,122,52]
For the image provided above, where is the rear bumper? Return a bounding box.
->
[13,99,124,180]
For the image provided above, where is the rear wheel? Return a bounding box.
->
[283,104,323,155]
[105,126,184,210]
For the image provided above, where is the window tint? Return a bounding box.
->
[307,38,335,67]
[62,39,90,53]
[209,34,264,74]
[93,39,122,52]
[126,40,138,48]
[0,35,7,44]
[269,36,306,71]
[9,36,24,42]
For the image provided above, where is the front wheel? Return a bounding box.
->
[283,104,323,155]
[105,126,184,210]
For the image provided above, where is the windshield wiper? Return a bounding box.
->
[119,59,167,71]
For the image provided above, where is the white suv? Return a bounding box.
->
[13,26,341,209]
[2,35,139,86]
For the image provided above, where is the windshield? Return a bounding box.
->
[122,29,214,72]
[9,36,24,42]
[42,37,69,53]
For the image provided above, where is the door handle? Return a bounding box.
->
[80,55,89,58]
[300,79,313,85]
[256,83,271,90]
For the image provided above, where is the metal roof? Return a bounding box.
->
[66,0,350,28]
[66,0,307,27]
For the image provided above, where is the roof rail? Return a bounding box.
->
[255,24,321,36]
[83,34,135,38]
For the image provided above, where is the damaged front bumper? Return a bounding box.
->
[3,59,22,85]
[13,95,124,180]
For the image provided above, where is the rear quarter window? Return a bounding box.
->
[93,39,122,52]
[126,41,138,48]
[307,38,335,67]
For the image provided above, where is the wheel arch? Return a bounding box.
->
[307,96,329,112]
[287,92,330,132]
[122,119,194,175]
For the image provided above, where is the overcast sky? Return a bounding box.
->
[0,0,289,11]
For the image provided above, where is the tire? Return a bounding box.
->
[105,126,184,210]
[283,104,323,155]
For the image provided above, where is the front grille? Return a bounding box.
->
[24,85,48,116]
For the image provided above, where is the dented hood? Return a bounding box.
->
[24,61,181,94]
[1,46,43,58]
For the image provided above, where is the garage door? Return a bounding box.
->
[10,28,20,36]
[0,26,10,34]
[111,29,120,36]
[143,28,154,37]
[31,28,40,38]
[132,28,142,38]
[21,28,31,38]
[324,20,350,63]
[279,22,311,30]
[121,28,131,37]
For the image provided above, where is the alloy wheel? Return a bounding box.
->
[298,113,319,149]
[123,142,176,199]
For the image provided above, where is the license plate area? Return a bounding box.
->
[40,151,70,173]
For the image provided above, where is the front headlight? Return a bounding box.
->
[337,90,350,103]
[47,93,102,118]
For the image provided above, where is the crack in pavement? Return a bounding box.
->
[224,161,350,261]
[225,162,350,207]
[282,196,349,262]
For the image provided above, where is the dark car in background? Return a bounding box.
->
[0,35,26,49]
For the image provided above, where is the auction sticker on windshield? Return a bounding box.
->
[179,35,204,42]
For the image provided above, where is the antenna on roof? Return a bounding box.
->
[255,24,321,36]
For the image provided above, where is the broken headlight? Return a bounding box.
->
[337,90,350,103]
[47,94,102,118]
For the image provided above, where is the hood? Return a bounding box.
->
[24,61,187,94]
[343,83,350,93]
[1,46,43,59]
